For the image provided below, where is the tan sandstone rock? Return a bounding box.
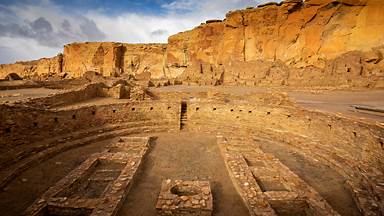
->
[0,54,62,79]
[0,0,383,89]
[63,42,166,79]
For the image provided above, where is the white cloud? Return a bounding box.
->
[87,0,274,43]
[161,0,196,11]
[0,0,276,64]
[0,37,59,64]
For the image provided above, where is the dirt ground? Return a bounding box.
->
[0,137,112,216]
[288,90,384,123]
[0,88,62,102]
[2,86,383,122]
[0,133,249,216]
[0,131,367,216]
[53,97,131,110]
[118,132,249,216]
[151,85,384,123]
[259,141,361,216]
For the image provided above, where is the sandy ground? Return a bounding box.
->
[0,131,363,216]
[119,132,249,216]
[288,90,384,123]
[0,88,62,103]
[53,97,131,110]
[0,133,249,216]
[151,85,384,123]
[259,141,361,216]
[0,137,111,216]
[2,85,382,122]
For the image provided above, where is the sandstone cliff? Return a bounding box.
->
[0,0,383,88]
[63,42,167,78]
[166,0,384,88]
[0,54,62,80]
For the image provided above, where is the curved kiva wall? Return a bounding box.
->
[184,101,384,215]
[0,101,180,174]
[1,96,383,213]
[0,101,180,147]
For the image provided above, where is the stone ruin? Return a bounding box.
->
[156,180,213,216]
[0,0,383,216]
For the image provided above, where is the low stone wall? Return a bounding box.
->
[184,101,384,214]
[21,83,102,108]
[24,137,150,216]
[186,101,383,170]
[0,100,180,150]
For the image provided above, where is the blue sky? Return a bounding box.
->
[0,0,274,64]
[1,0,178,15]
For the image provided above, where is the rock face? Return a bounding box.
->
[0,54,62,80]
[63,42,122,78]
[166,0,384,88]
[0,0,383,88]
[63,42,167,78]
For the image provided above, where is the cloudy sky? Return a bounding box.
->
[0,0,274,64]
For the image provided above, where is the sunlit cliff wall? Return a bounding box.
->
[63,42,167,78]
[166,0,384,88]
[0,0,383,88]
[0,54,62,79]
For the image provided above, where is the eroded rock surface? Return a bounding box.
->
[63,42,167,79]
[0,54,62,79]
[0,0,383,89]
[166,0,384,88]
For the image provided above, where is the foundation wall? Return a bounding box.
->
[23,83,102,108]
[186,102,383,173]
[185,101,384,210]
[0,101,180,150]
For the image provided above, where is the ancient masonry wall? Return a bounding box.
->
[0,101,180,150]
[217,136,340,215]
[184,101,384,214]
[23,83,103,108]
[24,137,151,216]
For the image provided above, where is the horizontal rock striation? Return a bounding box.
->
[166,0,384,88]
[63,42,167,78]
[0,0,383,88]
[0,54,63,79]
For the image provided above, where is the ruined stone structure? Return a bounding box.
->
[0,78,383,215]
[0,0,383,216]
[156,179,213,216]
